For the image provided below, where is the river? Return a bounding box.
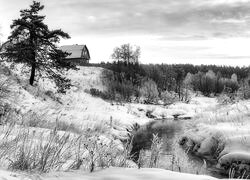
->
[130,119,227,178]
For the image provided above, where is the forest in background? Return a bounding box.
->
[89,62,250,104]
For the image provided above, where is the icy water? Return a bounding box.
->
[131,119,226,178]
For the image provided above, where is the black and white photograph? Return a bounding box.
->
[0,0,250,179]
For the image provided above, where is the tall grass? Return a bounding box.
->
[0,126,72,172]
[0,118,137,173]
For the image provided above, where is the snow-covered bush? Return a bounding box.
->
[160,90,178,105]
[217,93,232,105]
[217,89,238,104]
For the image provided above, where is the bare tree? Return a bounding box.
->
[111,43,140,64]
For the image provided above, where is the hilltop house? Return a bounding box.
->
[0,42,91,66]
[60,44,90,65]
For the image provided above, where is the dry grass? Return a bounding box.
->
[0,125,72,172]
[19,111,82,134]
[0,117,137,173]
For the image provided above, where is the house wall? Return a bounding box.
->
[65,58,89,66]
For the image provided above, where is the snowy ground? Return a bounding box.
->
[0,168,221,180]
[1,64,250,179]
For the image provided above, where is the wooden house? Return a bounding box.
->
[60,44,90,65]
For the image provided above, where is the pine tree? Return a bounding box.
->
[2,1,77,93]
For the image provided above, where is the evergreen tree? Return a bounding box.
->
[2,1,76,93]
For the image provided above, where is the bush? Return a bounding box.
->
[190,70,240,96]
[107,80,137,102]
[140,79,159,104]
[239,88,250,99]
[100,62,144,102]
[238,78,250,100]
[0,103,17,125]
[89,88,111,100]
[217,93,233,105]
[44,90,61,103]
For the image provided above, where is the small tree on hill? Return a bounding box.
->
[2,1,76,93]
[111,43,140,64]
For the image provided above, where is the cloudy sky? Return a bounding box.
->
[1,0,250,66]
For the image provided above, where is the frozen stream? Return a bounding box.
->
[130,119,227,178]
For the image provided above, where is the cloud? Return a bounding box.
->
[37,0,250,41]
[1,0,250,65]
[2,0,250,40]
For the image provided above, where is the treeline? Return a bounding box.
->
[88,62,250,103]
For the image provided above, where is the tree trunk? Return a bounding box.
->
[29,62,36,85]
[29,31,36,86]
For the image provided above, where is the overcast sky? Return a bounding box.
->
[1,0,250,66]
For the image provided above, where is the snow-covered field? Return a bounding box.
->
[0,168,220,180]
[1,64,250,179]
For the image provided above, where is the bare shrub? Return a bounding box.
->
[68,133,136,172]
[217,91,237,105]
[140,79,159,104]
[238,78,250,100]
[161,90,178,105]
[217,94,232,105]
[149,134,162,168]
[0,103,12,124]
[44,90,62,103]
[0,75,13,101]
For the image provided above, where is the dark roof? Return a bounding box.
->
[60,44,90,60]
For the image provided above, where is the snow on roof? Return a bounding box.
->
[60,44,88,59]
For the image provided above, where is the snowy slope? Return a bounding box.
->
[0,65,152,141]
[45,168,220,180]
[0,168,221,180]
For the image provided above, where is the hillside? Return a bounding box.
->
[0,65,150,133]
[1,64,250,179]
